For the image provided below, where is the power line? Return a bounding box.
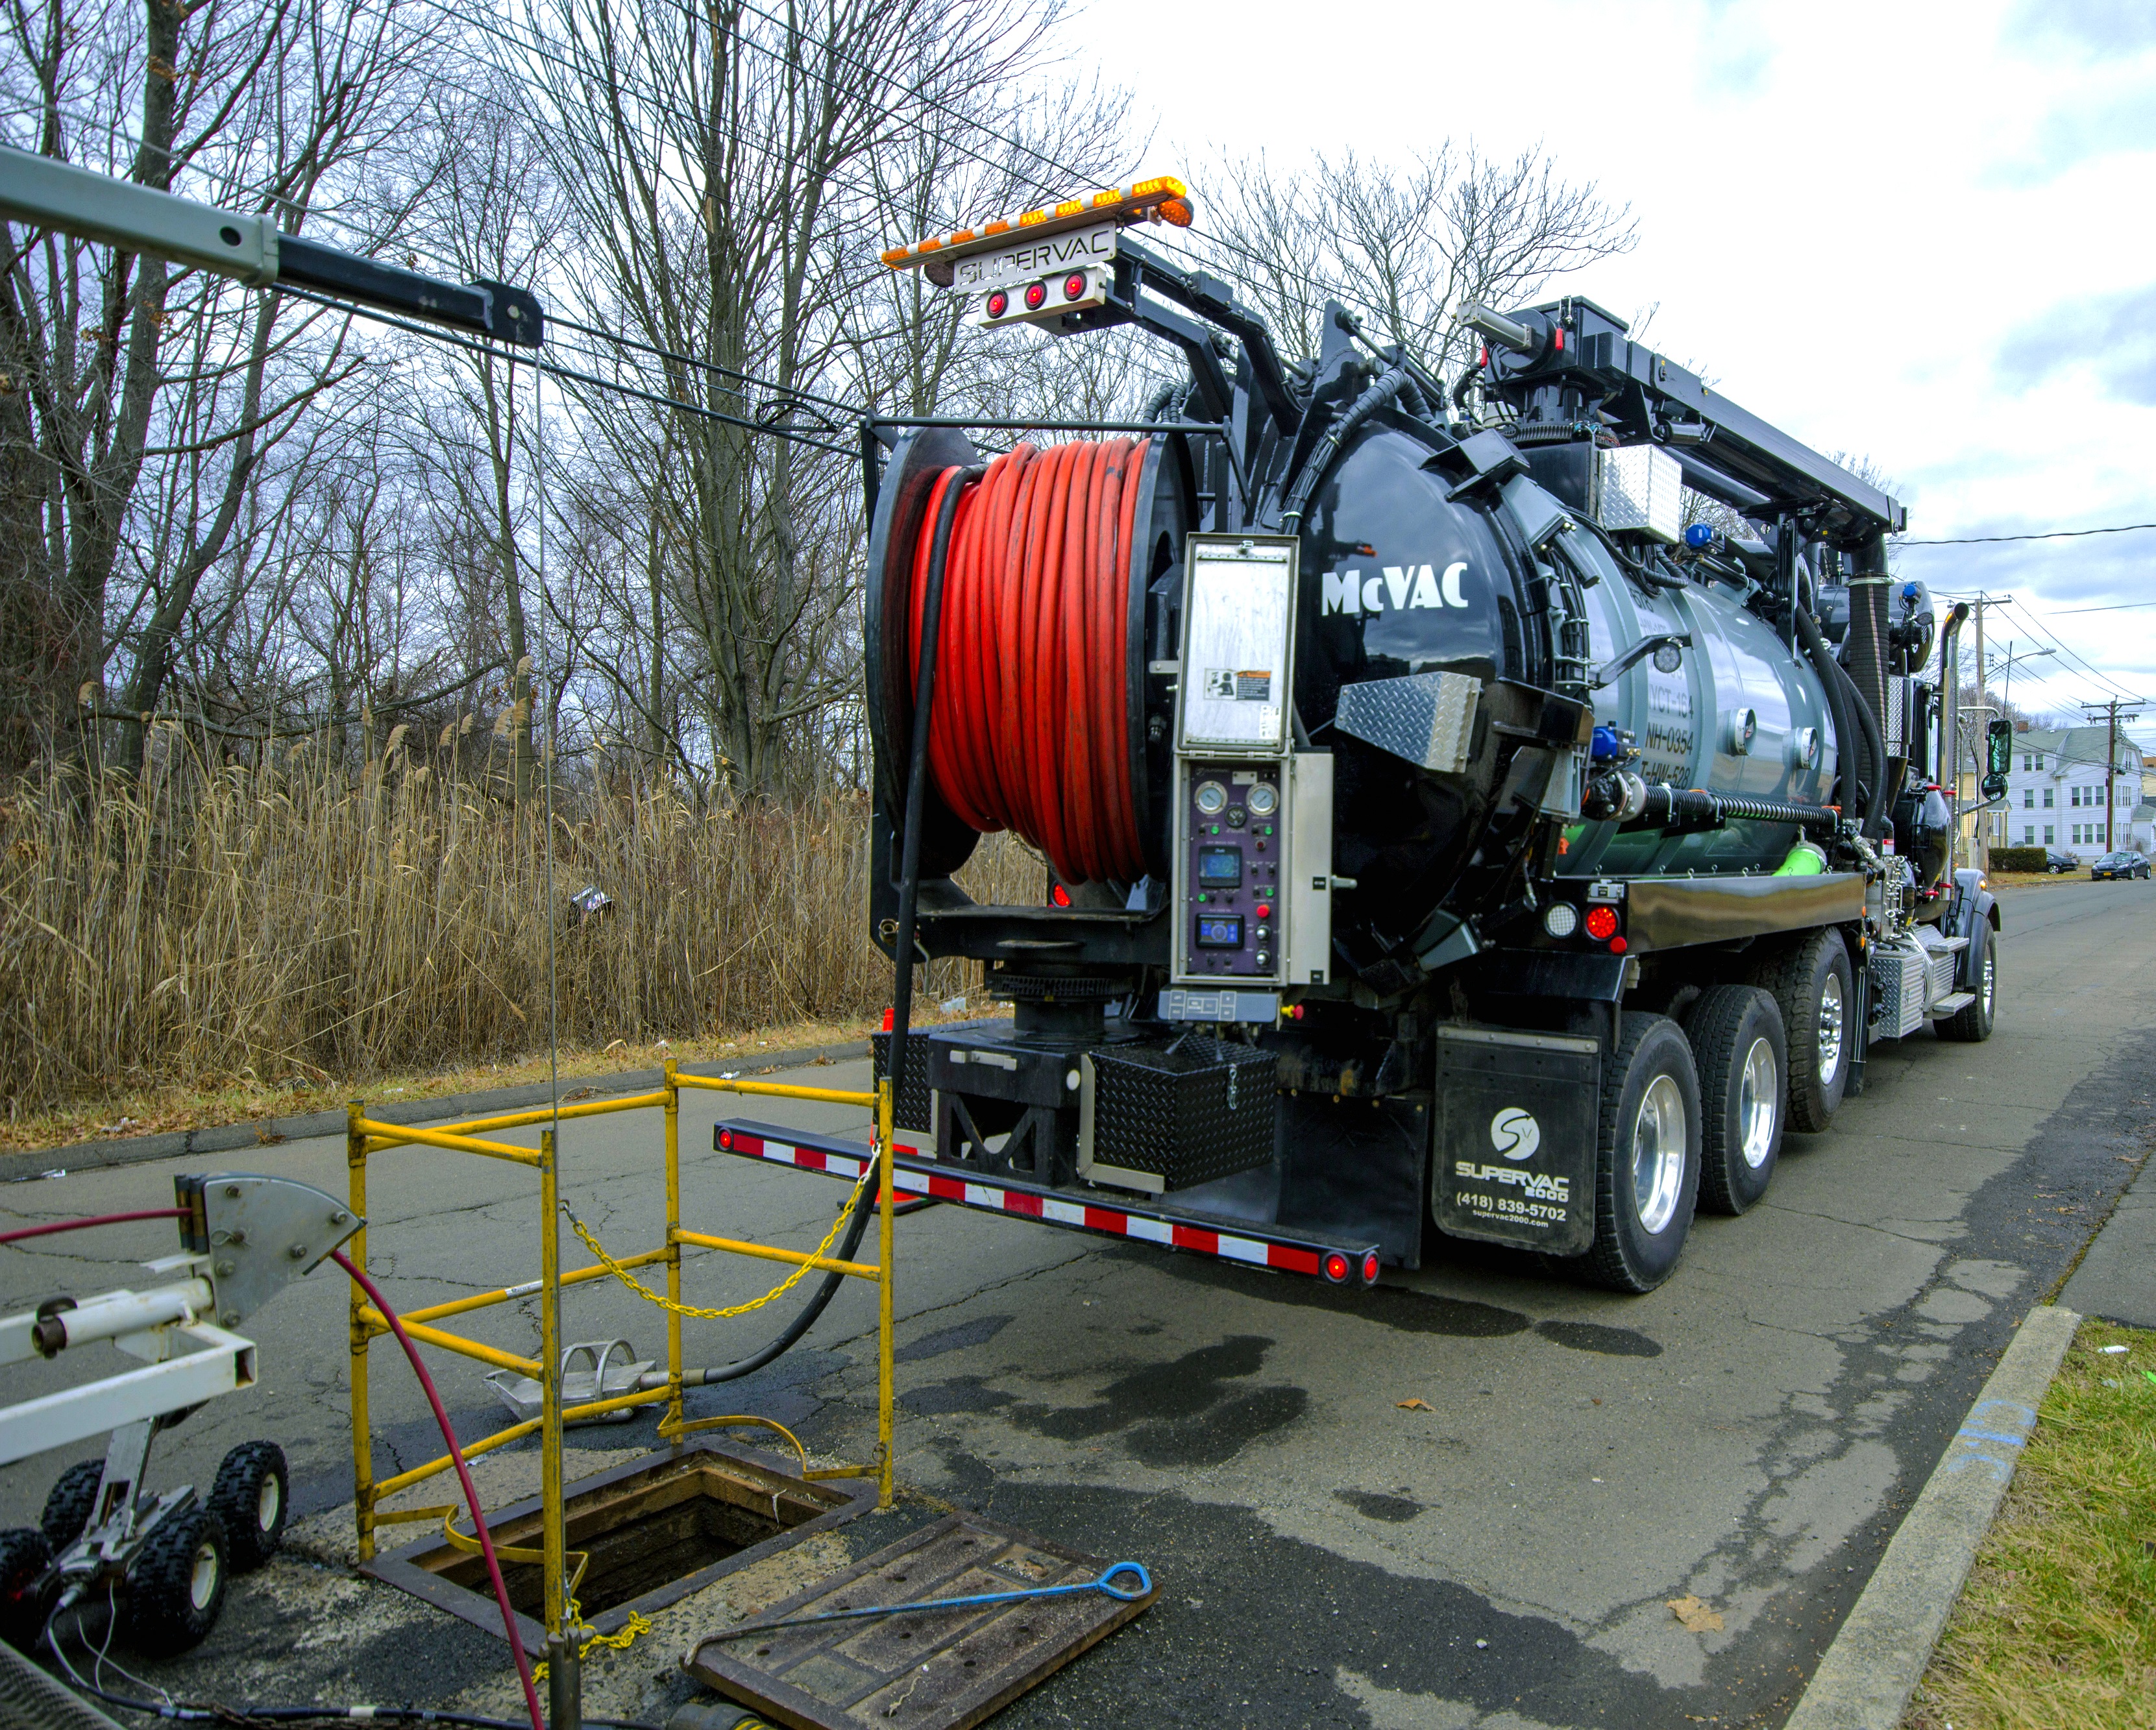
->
[2051,599,2156,615]
[1902,520,2156,546]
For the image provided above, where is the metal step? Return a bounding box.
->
[1928,992,1976,1016]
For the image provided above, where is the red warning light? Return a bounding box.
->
[717,1128,733,1149]
[985,289,1009,319]
[1608,934,1629,955]
[1023,280,1048,311]
[1051,882,1072,907]
[1063,271,1088,301]
[1323,1252,1349,1284]
[1584,905,1619,942]
[1361,1252,1380,1284]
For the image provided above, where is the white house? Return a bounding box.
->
[1989,726,2149,858]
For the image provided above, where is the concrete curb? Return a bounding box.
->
[1782,1303,2082,1730]
[0,1039,872,1186]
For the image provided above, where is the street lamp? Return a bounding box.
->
[1985,644,2055,716]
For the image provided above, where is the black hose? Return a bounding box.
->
[1832,651,1891,838]
[1794,605,1865,836]
[696,469,979,1391]
[1279,365,1413,531]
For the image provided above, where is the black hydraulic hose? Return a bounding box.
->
[1280,365,1413,531]
[1833,651,1891,838]
[692,469,980,1392]
[1794,605,1866,835]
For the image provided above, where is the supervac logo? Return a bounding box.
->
[1453,1162,1570,1202]
[1489,1107,1539,1160]
[1321,562,1468,616]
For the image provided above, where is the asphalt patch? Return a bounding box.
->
[893,1313,1013,1363]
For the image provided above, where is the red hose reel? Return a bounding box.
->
[897,438,1157,884]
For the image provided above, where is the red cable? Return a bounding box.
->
[0,1208,188,1246]
[331,1249,545,1730]
[905,439,1151,884]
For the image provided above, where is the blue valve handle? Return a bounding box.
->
[720,1561,1153,1640]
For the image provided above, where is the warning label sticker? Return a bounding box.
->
[1203,668,1273,703]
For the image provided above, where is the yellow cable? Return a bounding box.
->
[562,1159,873,1321]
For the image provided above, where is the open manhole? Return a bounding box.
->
[365,1437,874,1646]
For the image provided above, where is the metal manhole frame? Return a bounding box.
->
[362,1435,876,1648]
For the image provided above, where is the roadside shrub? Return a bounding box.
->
[1989,846,2047,873]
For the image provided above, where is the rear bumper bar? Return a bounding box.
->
[711,1120,1380,1286]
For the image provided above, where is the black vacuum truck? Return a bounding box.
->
[715,177,2012,1293]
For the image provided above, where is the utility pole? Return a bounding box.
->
[2082,697,2145,851]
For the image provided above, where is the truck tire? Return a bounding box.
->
[209,1442,288,1572]
[1584,1014,1702,1293]
[127,1504,227,1657]
[1937,920,1996,1043]
[40,1459,103,1552]
[1685,986,1786,1215]
[1758,928,1852,1133]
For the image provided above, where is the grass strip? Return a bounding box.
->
[1905,1317,2156,1729]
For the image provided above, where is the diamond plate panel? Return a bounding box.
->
[1332,672,1481,774]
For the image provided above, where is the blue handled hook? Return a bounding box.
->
[721,1561,1153,1640]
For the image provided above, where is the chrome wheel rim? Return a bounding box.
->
[189,1541,218,1611]
[257,1474,280,1533]
[1738,1036,1778,1169]
[1980,950,1996,1017]
[1630,1074,1687,1234]
[1817,973,1846,1084]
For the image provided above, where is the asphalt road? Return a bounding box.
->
[5,877,2152,1729]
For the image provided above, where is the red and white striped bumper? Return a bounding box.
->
[712,1121,1380,1286]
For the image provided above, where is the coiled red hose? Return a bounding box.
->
[905,439,1149,884]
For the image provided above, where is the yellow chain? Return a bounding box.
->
[563,1158,874,1321]
[531,1596,653,1684]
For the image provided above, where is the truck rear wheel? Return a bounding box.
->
[1758,928,1852,1132]
[1936,921,1996,1043]
[1584,1014,1701,1293]
[1685,985,1785,1215]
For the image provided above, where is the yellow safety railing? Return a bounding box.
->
[344,1058,899,1635]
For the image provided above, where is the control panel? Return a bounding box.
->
[1179,762,1286,980]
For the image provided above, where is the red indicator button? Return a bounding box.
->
[1255,903,1271,918]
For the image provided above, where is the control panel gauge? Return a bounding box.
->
[1194,779,1228,815]
[1245,781,1279,818]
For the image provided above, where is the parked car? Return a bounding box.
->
[2091,851,2150,881]
[2044,847,2079,873]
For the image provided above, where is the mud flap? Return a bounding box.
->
[1431,1026,1599,1255]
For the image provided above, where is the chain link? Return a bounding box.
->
[563,1157,874,1321]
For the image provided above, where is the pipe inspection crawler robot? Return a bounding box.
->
[713,176,2011,1295]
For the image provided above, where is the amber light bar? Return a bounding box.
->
[879,176,1193,272]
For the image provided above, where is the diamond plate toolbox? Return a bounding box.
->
[1078,1036,1277,1195]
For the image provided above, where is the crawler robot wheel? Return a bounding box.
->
[0,1528,55,1653]
[210,1441,289,1572]
[41,1459,104,1552]
[128,1505,227,1656]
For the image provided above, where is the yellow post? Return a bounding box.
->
[876,1078,896,1509]
[538,1126,566,1638]
[346,1100,374,1563]
[664,1058,683,1435]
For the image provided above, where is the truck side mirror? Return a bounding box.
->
[1981,772,2008,802]
[1987,716,2013,777]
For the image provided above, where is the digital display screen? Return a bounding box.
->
[1197,846,1242,886]
[1194,914,1244,949]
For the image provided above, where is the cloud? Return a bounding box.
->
[1996,283,2156,404]
[2005,0,2156,56]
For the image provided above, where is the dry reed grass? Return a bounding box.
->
[0,734,1039,1114]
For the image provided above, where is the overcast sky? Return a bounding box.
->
[1077,0,2156,740]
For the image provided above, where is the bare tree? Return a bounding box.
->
[1191,143,1637,376]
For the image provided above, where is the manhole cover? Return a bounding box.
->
[366,1437,874,1648]
[685,1512,1155,1730]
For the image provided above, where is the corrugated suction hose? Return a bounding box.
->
[903,439,1150,884]
[0,1637,125,1730]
